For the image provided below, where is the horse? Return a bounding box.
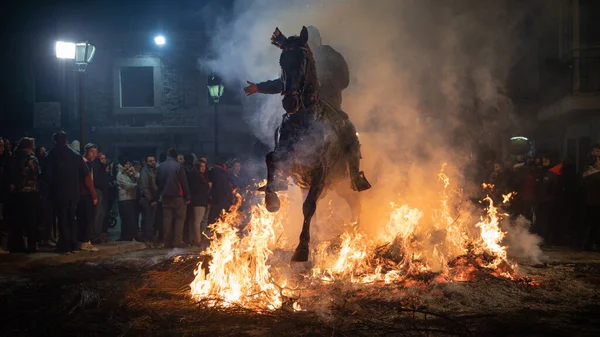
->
[256,26,363,262]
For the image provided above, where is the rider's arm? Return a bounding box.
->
[256,79,283,94]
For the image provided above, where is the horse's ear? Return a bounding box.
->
[271,27,286,48]
[300,26,309,45]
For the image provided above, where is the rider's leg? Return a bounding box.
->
[342,120,371,192]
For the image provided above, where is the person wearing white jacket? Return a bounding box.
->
[116,159,139,241]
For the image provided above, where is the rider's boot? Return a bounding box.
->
[344,125,371,192]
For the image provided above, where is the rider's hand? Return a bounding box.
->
[93,198,99,205]
[244,81,258,96]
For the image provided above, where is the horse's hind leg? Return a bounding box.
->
[291,168,325,262]
[335,182,361,226]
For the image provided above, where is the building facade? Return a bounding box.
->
[31,31,258,163]
[537,0,600,171]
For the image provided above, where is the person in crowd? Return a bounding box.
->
[6,137,40,253]
[70,140,80,154]
[0,138,9,254]
[43,132,92,254]
[132,160,143,234]
[536,160,565,245]
[159,152,167,165]
[156,148,190,248]
[139,155,159,242]
[188,158,210,245]
[183,154,196,245]
[229,158,242,192]
[92,151,110,244]
[35,145,55,247]
[488,162,509,203]
[77,143,100,252]
[208,157,233,226]
[117,158,139,241]
[581,153,600,250]
[177,154,185,164]
[588,144,600,171]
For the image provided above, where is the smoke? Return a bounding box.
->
[502,215,546,265]
[197,0,545,259]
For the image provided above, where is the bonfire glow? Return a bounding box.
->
[190,166,519,310]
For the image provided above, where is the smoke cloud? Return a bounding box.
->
[197,0,545,263]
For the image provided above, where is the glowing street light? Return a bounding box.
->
[55,41,96,65]
[207,75,225,158]
[207,75,224,103]
[154,35,166,46]
[56,41,76,59]
[55,40,96,146]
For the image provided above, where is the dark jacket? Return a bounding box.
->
[229,172,242,191]
[313,44,349,110]
[210,165,233,207]
[188,168,210,207]
[93,159,109,192]
[43,145,89,202]
[583,168,600,206]
[9,149,40,193]
[80,158,97,198]
[139,165,158,204]
[539,163,564,205]
[0,153,11,202]
[156,157,190,201]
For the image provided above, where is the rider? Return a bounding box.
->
[245,26,371,192]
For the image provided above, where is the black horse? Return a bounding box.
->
[245,26,364,262]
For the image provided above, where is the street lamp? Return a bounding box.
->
[154,35,166,46]
[55,41,96,146]
[207,75,224,158]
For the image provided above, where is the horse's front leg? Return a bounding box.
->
[291,167,325,262]
[264,151,281,213]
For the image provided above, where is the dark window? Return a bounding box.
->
[120,67,154,107]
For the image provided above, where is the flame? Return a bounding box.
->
[190,167,520,310]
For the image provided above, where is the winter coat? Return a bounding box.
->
[43,145,90,202]
[0,154,10,202]
[188,168,210,207]
[210,165,233,208]
[583,168,600,206]
[539,163,564,205]
[139,165,158,204]
[117,166,138,201]
[9,149,40,193]
[93,159,109,193]
[156,157,190,201]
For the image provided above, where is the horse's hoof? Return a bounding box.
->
[265,191,280,213]
[291,246,309,262]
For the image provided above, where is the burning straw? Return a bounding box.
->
[189,165,531,313]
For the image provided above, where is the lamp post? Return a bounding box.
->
[207,75,224,159]
[55,41,96,147]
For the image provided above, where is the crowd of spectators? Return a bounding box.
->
[0,131,263,254]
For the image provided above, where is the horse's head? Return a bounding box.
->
[271,26,319,113]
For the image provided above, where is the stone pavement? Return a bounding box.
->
[0,241,147,270]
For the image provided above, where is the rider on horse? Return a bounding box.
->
[245,26,371,193]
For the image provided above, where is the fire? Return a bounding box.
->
[190,166,521,310]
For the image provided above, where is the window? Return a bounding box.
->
[120,67,154,107]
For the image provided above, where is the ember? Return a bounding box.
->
[190,166,527,311]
